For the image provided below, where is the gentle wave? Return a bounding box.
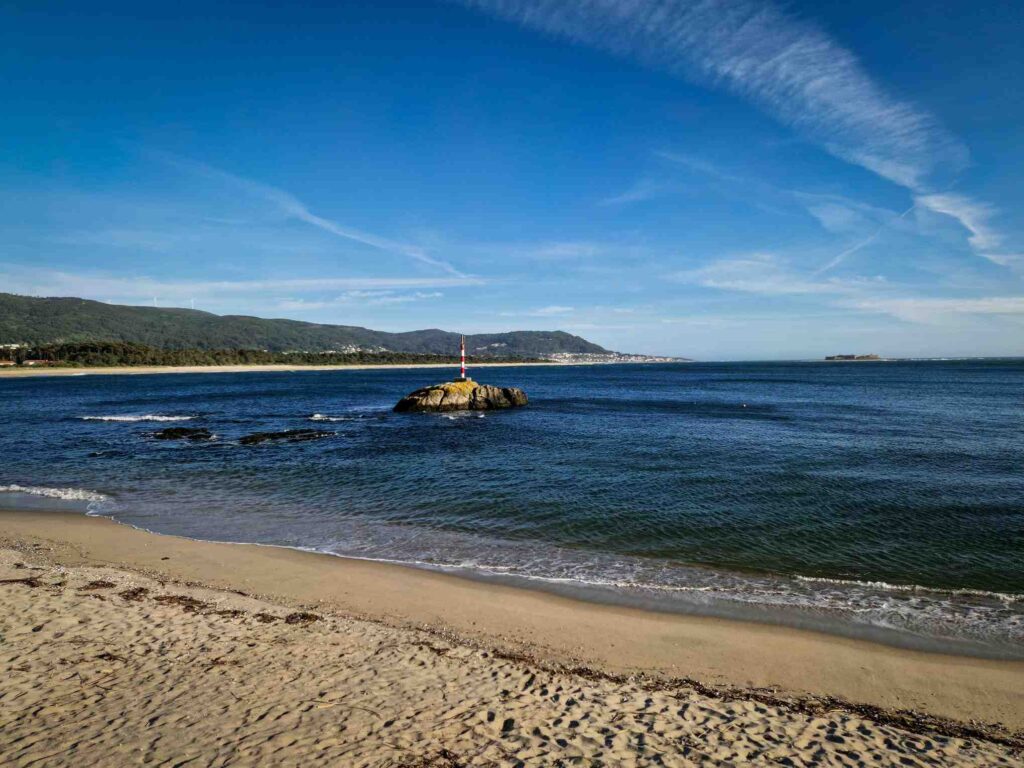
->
[80,414,195,422]
[793,575,1023,604]
[309,406,388,421]
[276,540,1024,655]
[275,519,1024,654]
[0,484,110,502]
[309,413,351,422]
[433,562,1024,652]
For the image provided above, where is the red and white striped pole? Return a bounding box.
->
[460,334,466,379]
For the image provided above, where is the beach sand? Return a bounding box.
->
[1,510,1021,766]
[0,361,573,378]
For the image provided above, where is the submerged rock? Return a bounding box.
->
[239,429,334,445]
[394,379,528,413]
[153,427,213,441]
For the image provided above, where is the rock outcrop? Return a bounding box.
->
[239,429,334,445]
[394,379,528,413]
[153,427,213,441]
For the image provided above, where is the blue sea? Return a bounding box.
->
[2,360,1022,657]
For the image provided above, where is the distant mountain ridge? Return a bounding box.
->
[0,293,610,358]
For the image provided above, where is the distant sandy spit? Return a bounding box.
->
[0,510,1021,766]
[0,361,581,378]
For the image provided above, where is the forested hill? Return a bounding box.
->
[0,293,609,357]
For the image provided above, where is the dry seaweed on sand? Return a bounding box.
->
[395,749,468,768]
[0,576,43,587]
[483,647,1024,752]
[284,611,322,626]
[118,586,149,601]
[79,580,116,591]
[152,594,210,612]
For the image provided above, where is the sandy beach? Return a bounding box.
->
[0,362,579,378]
[1,509,1021,766]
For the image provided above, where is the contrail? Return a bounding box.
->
[816,204,916,274]
[149,149,469,278]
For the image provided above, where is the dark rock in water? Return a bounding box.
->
[239,429,334,445]
[153,427,213,441]
[394,379,529,413]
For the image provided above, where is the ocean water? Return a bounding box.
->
[2,361,1022,657]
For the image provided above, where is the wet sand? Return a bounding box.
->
[1,509,1022,766]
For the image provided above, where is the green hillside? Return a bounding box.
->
[0,293,609,357]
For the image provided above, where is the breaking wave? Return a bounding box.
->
[793,575,1023,604]
[0,484,109,503]
[309,413,351,422]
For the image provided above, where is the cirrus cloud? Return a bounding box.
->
[459,0,966,190]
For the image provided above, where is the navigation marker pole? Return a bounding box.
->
[459,334,467,380]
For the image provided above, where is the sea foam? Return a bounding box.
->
[0,484,109,503]
[793,575,1022,604]
[309,413,351,422]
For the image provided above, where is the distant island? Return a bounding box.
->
[0,293,689,368]
[824,354,882,361]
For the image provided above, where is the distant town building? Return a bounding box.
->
[545,352,689,364]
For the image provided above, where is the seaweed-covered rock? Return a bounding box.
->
[153,427,213,441]
[394,379,528,413]
[239,429,334,445]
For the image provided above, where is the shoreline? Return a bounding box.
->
[0,360,579,378]
[93,511,1024,662]
[2,508,1022,734]
[6,495,1020,662]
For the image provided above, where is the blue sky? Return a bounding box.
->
[2,0,1022,359]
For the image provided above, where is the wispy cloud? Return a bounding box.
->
[460,0,966,190]
[847,296,1024,323]
[660,151,1019,273]
[914,193,1013,262]
[49,229,180,252]
[660,151,910,243]
[982,253,1024,270]
[599,178,664,206]
[803,203,870,235]
[672,253,1024,325]
[0,264,479,307]
[907,193,1024,273]
[657,150,795,216]
[657,152,748,186]
[150,150,468,277]
[510,241,605,260]
[500,305,575,317]
[673,253,883,296]
[464,1,1023,276]
[815,204,916,274]
[277,290,444,311]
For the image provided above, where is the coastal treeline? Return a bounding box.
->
[0,293,608,357]
[2,342,540,368]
